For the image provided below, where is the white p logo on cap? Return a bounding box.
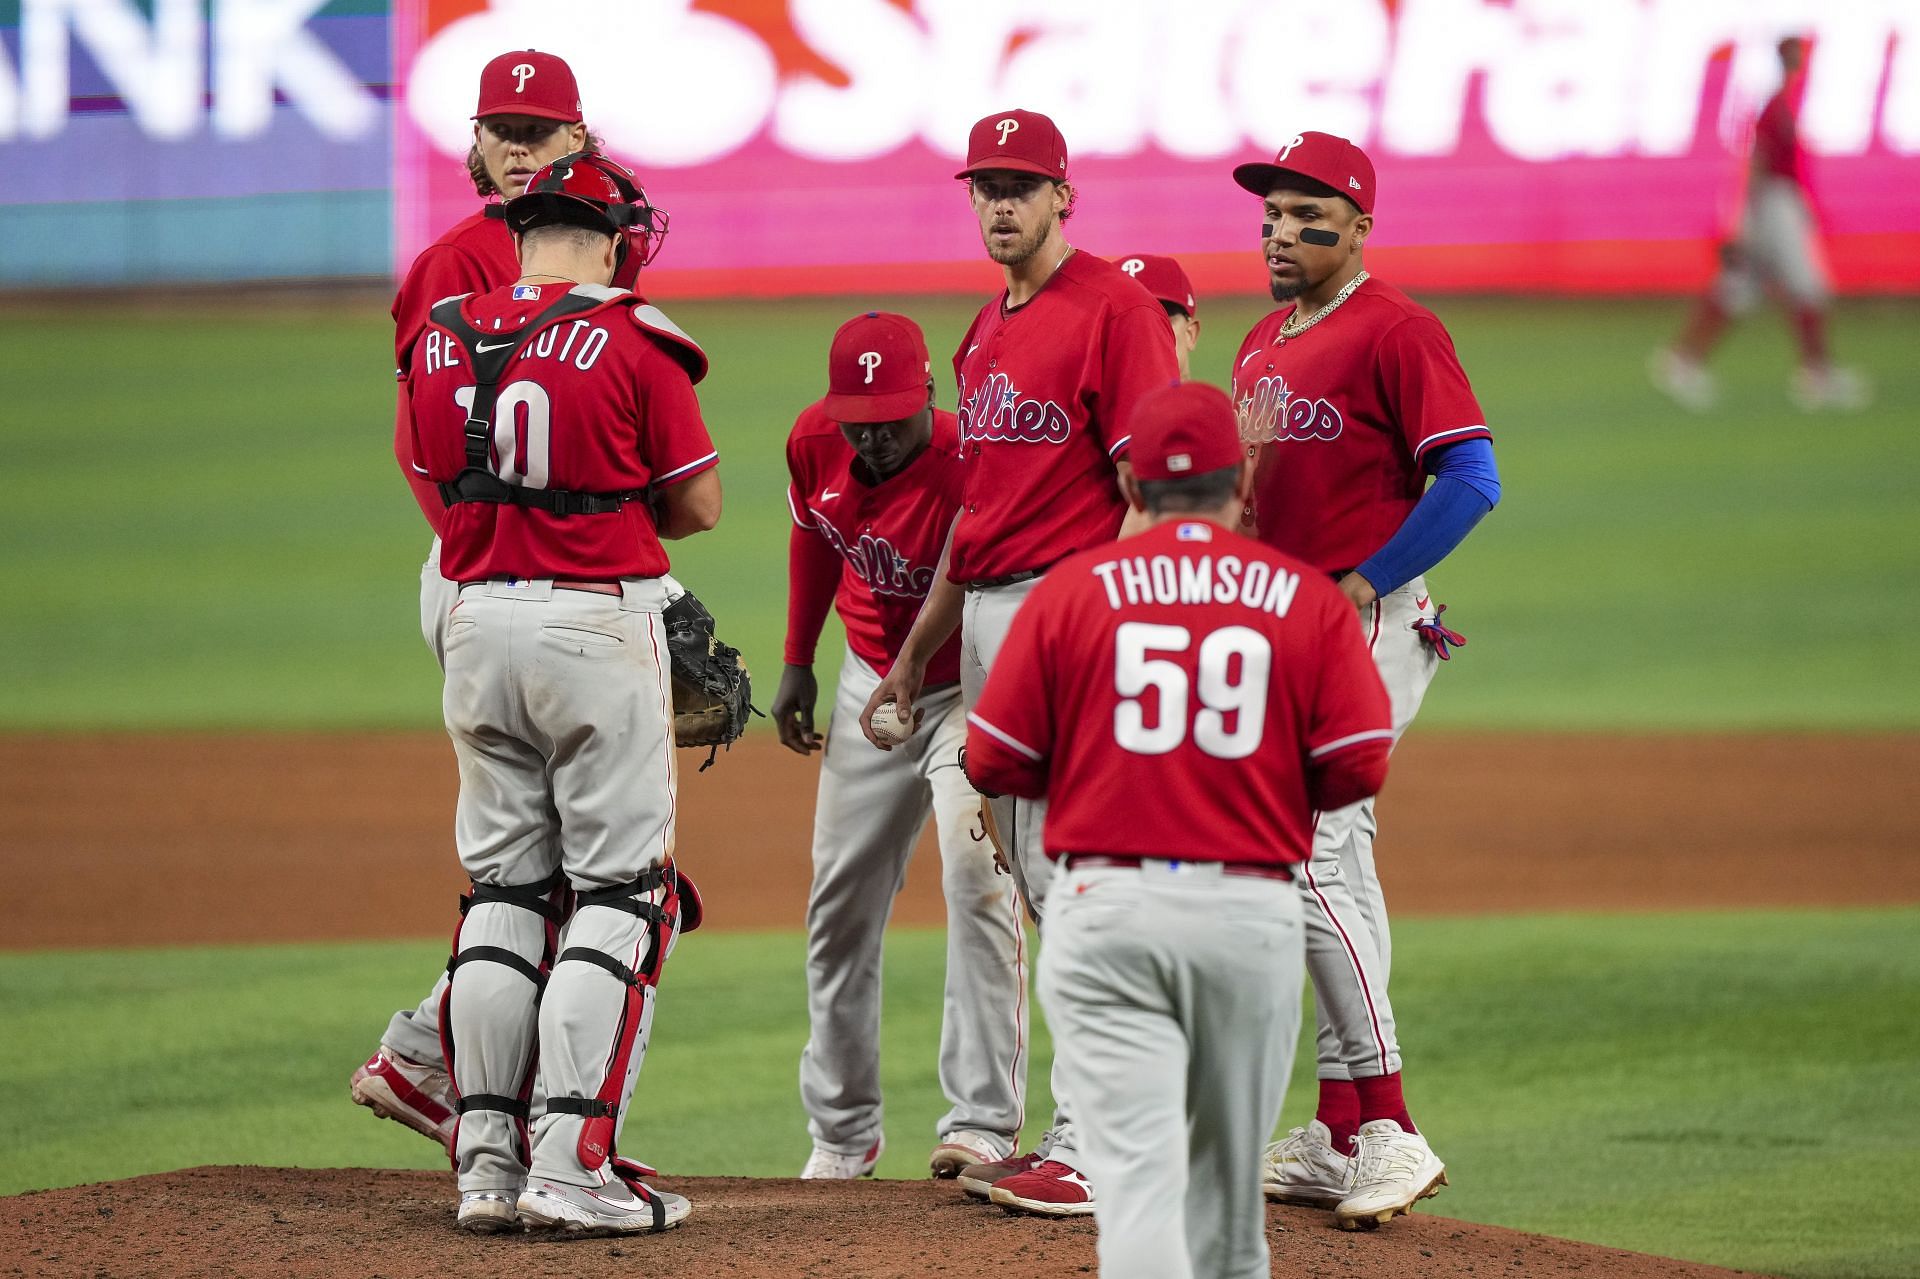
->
[1121,259,1145,276]
[512,63,536,93]
[859,351,883,384]
[995,118,1020,145]
[1275,133,1305,162]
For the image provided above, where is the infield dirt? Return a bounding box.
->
[3,730,1914,949]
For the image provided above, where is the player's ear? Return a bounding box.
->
[1234,457,1256,507]
[1350,213,1372,252]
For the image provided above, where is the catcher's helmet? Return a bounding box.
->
[501,151,669,269]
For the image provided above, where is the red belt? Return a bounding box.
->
[1064,854,1292,883]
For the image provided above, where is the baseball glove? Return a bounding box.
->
[663,590,759,769]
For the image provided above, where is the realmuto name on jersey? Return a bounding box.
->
[812,515,936,599]
[959,371,1071,445]
[1236,373,1343,445]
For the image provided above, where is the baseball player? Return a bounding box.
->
[352,49,663,1158]
[774,312,1028,1180]
[1651,35,1869,412]
[406,151,719,1235]
[1111,254,1200,377]
[1229,131,1501,1229]
[965,381,1394,1279]
[861,109,1181,1217]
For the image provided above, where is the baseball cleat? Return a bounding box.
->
[456,1190,519,1235]
[1263,1119,1356,1207]
[956,1151,1041,1200]
[350,1046,456,1152]
[987,1159,1096,1217]
[929,1130,1008,1179]
[1334,1119,1447,1231]
[1647,348,1717,412]
[800,1136,883,1180]
[1790,364,1871,412]
[516,1177,691,1235]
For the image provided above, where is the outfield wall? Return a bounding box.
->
[2,0,1917,293]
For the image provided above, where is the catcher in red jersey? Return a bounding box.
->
[861,108,1181,1218]
[775,312,1026,1182]
[965,382,1393,1279]
[1230,131,1500,1230]
[405,151,719,1237]
[353,49,672,1159]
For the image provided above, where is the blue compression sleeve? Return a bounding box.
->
[1354,439,1500,596]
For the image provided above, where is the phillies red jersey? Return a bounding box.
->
[949,251,1179,583]
[965,519,1392,868]
[1753,73,1809,186]
[407,284,715,581]
[1232,278,1489,575]
[785,403,964,685]
[392,208,647,535]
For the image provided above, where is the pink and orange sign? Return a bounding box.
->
[395,0,1920,298]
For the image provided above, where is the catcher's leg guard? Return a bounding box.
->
[439,869,568,1190]
[530,863,683,1183]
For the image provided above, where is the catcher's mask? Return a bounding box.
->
[501,150,669,271]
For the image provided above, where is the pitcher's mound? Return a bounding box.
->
[3,1165,1772,1279]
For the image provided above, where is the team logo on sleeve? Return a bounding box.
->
[1236,373,1343,444]
[959,372,1071,445]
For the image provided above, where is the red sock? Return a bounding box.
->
[1353,1071,1417,1134]
[1316,1078,1362,1152]
[1791,306,1829,367]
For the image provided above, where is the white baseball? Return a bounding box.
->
[869,699,916,746]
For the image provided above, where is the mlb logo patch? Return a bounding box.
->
[512,285,543,300]
[1176,522,1213,542]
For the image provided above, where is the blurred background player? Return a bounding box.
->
[352,48,665,1158]
[861,108,1181,1217]
[966,381,1394,1279]
[774,312,1027,1181]
[1112,253,1200,377]
[405,151,719,1235]
[1651,35,1869,413]
[1230,131,1500,1229]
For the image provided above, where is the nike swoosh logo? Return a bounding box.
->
[822,489,841,500]
[476,340,516,353]
[1416,596,1431,609]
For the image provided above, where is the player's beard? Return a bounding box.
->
[987,218,1053,267]
[1269,273,1308,303]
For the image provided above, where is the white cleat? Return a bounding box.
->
[516,1176,691,1235]
[1791,365,1871,412]
[800,1136,883,1179]
[1334,1119,1447,1231]
[456,1190,519,1235]
[1262,1119,1356,1208]
[929,1130,1008,1179]
[1648,348,1718,412]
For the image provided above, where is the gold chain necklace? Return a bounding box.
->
[1278,270,1369,339]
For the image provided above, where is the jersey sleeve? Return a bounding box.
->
[632,335,719,487]
[1095,301,1181,461]
[784,521,841,668]
[964,580,1060,799]
[392,245,489,367]
[1301,590,1394,813]
[1377,314,1490,467]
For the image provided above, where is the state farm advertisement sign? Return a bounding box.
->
[395,0,1920,297]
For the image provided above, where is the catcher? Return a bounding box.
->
[403,150,736,1236]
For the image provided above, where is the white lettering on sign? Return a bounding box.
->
[0,0,377,142]
[859,351,882,383]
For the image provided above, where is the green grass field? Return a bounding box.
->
[2,296,1916,730]
[4,910,1916,1278]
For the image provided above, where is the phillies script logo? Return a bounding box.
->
[1237,373,1343,444]
[960,372,1071,445]
[812,518,935,598]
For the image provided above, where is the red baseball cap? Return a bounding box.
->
[473,50,582,123]
[1112,254,1196,316]
[955,109,1070,181]
[1127,382,1241,483]
[823,312,933,424]
[1232,131,1376,214]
